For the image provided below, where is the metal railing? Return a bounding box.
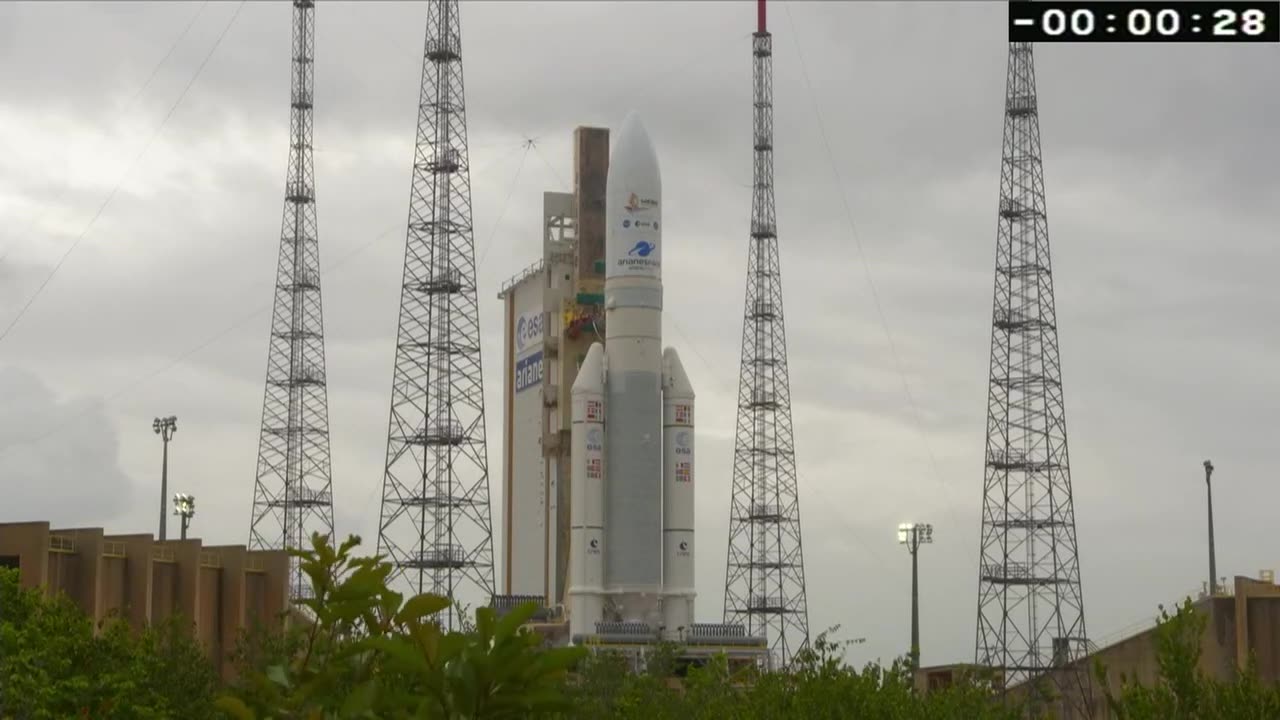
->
[48,535,76,553]
[102,541,126,558]
[151,546,175,563]
[244,555,265,573]
[199,551,222,568]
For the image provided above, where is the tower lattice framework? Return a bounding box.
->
[249,0,335,602]
[376,0,494,629]
[722,12,810,669]
[974,41,1089,694]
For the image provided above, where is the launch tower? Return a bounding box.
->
[973,40,1090,696]
[721,0,811,669]
[375,0,495,629]
[248,0,336,602]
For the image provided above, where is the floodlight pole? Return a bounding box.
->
[898,522,933,674]
[153,416,177,541]
[1205,459,1216,596]
[174,494,195,541]
[911,538,920,668]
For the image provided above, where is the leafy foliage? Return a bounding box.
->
[565,628,1024,720]
[0,566,219,719]
[7,537,1280,720]
[1099,598,1280,720]
[219,533,587,719]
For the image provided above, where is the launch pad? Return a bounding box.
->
[490,595,768,673]
[494,119,767,669]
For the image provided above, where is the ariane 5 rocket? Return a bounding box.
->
[568,112,696,640]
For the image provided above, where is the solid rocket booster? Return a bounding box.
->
[661,347,695,633]
[567,112,696,640]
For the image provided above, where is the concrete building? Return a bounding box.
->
[0,520,291,680]
[916,573,1280,718]
[498,125,609,610]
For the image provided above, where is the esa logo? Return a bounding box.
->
[674,431,691,455]
[515,312,543,352]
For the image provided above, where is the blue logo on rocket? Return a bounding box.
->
[628,241,655,257]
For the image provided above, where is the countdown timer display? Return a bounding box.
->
[1009,1,1279,42]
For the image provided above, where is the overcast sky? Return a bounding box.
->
[1,1,1277,668]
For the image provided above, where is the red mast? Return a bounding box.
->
[757,0,766,33]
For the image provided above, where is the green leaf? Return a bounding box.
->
[396,594,450,627]
[213,696,256,720]
[265,663,291,689]
[339,677,379,716]
[359,635,431,675]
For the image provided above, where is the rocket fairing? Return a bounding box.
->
[567,113,696,640]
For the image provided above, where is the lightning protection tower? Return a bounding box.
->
[248,0,336,602]
[973,40,1090,700]
[722,0,810,669]
[376,0,494,629]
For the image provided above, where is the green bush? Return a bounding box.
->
[1099,598,1280,719]
[219,534,587,719]
[7,535,1280,719]
[0,566,219,719]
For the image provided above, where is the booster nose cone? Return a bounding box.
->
[606,112,662,282]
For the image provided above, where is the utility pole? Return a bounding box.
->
[174,493,196,541]
[152,416,177,541]
[1204,459,1216,595]
[898,522,933,671]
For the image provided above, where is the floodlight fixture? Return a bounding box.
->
[153,415,178,540]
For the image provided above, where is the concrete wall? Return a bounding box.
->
[0,521,50,590]
[504,271,549,596]
[0,521,289,682]
[101,556,128,619]
[993,576,1280,719]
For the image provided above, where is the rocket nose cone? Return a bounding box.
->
[612,111,659,172]
[619,111,647,140]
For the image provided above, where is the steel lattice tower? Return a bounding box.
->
[375,0,493,629]
[248,0,335,602]
[722,0,810,669]
[974,40,1089,695]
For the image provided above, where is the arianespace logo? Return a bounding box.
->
[628,241,655,258]
[515,351,543,394]
[588,538,601,555]
[678,540,690,556]
[624,192,658,213]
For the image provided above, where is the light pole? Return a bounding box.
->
[898,522,933,672]
[1204,459,1216,596]
[152,416,178,541]
[173,493,196,541]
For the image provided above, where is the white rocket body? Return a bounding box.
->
[567,113,696,641]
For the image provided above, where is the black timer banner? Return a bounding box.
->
[1009,1,1280,42]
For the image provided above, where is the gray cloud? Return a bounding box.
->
[0,366,137,526]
